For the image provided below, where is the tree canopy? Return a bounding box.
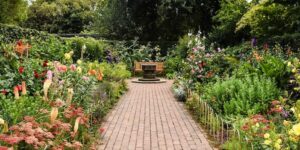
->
[25,0,97,33]
[0,0,28,24]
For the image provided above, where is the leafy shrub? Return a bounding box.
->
[258,55,289,87]
[0,24,59,43]
[67,37,110,61]
[0,96,48,125]
[203,75,280,116]
[164,56,184,75]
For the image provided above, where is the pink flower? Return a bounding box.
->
[57,65,67,73]
[82,76,89,81]
[24,136,38,144]
[70,64,76,71]
[47,70,53,80]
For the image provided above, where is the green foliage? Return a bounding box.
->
[0,24,53,43]
[67,37,109,61]
[203,75,280,116]
[0,96,48,125]
[25,0,97,33]
[236,0,300,43]
[96,62,131,81]
[95,0,220,42]
[94,0,135,39]
[164,56,184,75]
[258,55,289,87]
[174,35,192,59]
[0,0,28,24]
[209,0,250,46]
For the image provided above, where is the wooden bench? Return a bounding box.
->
[134,61,164,74]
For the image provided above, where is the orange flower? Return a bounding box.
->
[14,86,19,100]
[206,71,214,78]
[97,71,103,81]
[57,65,67,73]
[88,69,97,76]
[21,81,27,95]
[15,40,31,56]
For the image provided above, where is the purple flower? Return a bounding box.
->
[251,37,257,47]
[281,110,289,118]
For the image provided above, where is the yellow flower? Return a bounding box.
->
[274,143,281,150]
[292,68,297,73]
[283,120,291,126]
[77,59,82,65]
[264,140,271,145]
[276,139,282,144]
[255,123,260,127]
[291,107,295,112]
[69,51,74,55]
[0,118,4,125]
[64,53,71,60]
[289,130,294,135]
[76,67,82,74]
[287,61,292,67]
[292,123,300,136]
[264,133,270,139]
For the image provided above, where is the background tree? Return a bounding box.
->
[236,0,300,46]
[94,0,220,43]
[94,0,137,39]
[24,0,97,33]
[208,0,251,47]
[0,0,28,24]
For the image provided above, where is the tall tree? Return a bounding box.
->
[25,0,97,33]
[209,0,251,46]
[0,0,28,24]
[94,0,220,42]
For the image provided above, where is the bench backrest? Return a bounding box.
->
[134,61,164,72]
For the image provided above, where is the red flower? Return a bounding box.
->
[19,67,24,74]
[43,60,48,67]
[34,70,39,78]
[241,124,250,131]
[17,85,22,91]
[198,62,206,68]
[1,89,8,95]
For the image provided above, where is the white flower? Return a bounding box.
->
[0,118,4,125]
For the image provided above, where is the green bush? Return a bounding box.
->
[0,24,69,60]
[203,75,280,117]
[67,37,110,61]
[258,55,289,87]
[164,56,184,75]
[0,23,59,43]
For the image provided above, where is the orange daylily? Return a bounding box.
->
[97,71,103,81]
[15,40,31,57]
[88,69,97,76]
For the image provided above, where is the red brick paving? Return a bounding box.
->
[99,80,212,150]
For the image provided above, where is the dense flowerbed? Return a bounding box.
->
[169,33,300,149]
[0,33,131,149]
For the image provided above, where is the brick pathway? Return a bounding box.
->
[99,80,212,150]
